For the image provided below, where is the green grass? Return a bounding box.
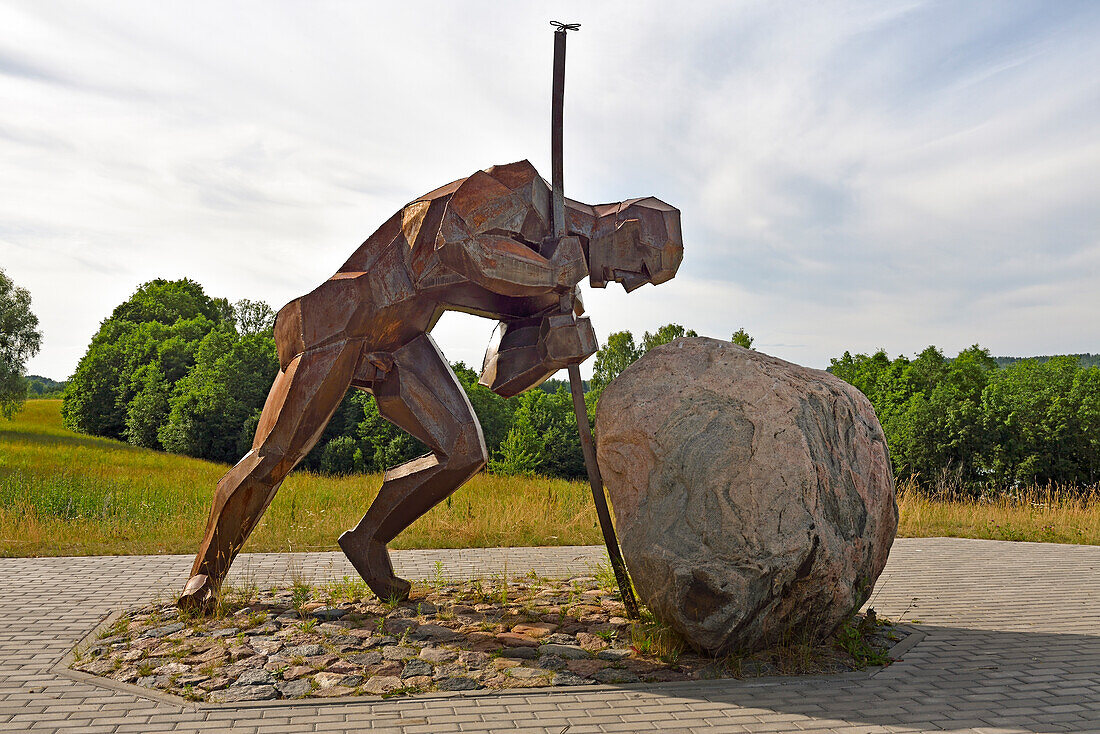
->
[0,400,600,556]
[1,400,1098,557]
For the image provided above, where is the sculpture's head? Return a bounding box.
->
[587,197,683,292]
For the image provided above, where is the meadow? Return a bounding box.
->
[1,400,1097,557]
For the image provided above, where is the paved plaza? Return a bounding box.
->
[0,538,1097,733]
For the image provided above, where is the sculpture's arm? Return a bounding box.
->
[435,210,587,298]
[479,304,597,398]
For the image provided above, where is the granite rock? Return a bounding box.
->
[596,337,898,654]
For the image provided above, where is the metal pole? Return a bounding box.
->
[550,21,639,618]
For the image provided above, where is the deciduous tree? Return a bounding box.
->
[0,268,42,419]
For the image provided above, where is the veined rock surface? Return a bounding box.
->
[596,337,897,654]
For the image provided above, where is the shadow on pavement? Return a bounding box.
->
[629,624,1100,733]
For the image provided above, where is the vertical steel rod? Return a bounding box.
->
[551,28,567,239]
[567,364,640,618]
[551,22,639,618]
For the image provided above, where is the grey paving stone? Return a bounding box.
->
[0,539,1094,732]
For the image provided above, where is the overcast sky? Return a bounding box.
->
[2,0,1098,381]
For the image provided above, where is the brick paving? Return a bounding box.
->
[0,538,1097,733]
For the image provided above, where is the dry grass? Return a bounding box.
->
[2,401,1098,557]
[896,478,1100,545]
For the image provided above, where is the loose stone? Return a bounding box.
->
[537,654,567,671]
[415,624,459,642]
[567,659,609,677]
[77,569,902,702]
[575,632,609,651]
[276,679,312,699]
[383,618,418,635]
[436,676,479,691]
[346,651,383,666]
[432,663,467,680]
[281,665,314,680]
[501,646,537,659]
[401,659,433,679]
[142,623,184,638]
[310,607,347,622]
[313,684,355,697]
[537,643,590,659]
[552,672,593,686]
[593,668,641,684]
[362,675,403,695]
[77,659,116,676]
[496,632,538,647]
[506,667,552,680]
[381,645,417,661]
[456,650,489,667]
[198,677,230,691]
[596,648,632,661]
[249,637,282,656]
[511,622,557,638]
[419,646,457,663]
[234,668,273,686]
[209,684,277,702]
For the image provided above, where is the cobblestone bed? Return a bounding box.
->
[72,574,902,703]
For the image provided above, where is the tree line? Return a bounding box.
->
[49,277,1100,491]
[829,347,1100,492]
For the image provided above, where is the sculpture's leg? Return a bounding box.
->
[339,333,487,601]
[179,340,360,611]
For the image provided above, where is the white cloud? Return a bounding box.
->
[1,0,1098,381]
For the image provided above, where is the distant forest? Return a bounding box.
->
[830,346,1100,492]
[993,354,1100,369]
[34,278,1100,492]
[24,375,66,397]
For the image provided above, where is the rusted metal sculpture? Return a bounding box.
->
[178,160,682,610]
[178,29,682,613]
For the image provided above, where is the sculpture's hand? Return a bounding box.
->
[538,312,597,367]
[549,235,588,291]
[479,311,597,397]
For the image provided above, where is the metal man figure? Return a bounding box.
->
[179,160,682,610]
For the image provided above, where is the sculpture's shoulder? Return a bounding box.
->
[409,159,542,207]
[337,161,550,275]
[484,160,544,192]
[336,177,464,274]
[443,161,550,241]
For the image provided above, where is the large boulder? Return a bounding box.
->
[596,337,897,655]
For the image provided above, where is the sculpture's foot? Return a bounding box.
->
[177,574,216,613]
[338,531,411,603]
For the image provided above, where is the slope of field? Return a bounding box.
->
[0,401,599,556]
[1,401,1097,557]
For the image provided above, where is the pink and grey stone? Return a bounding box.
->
[596,337,898,654]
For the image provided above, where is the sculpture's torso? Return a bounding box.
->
[273,160,597,367]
